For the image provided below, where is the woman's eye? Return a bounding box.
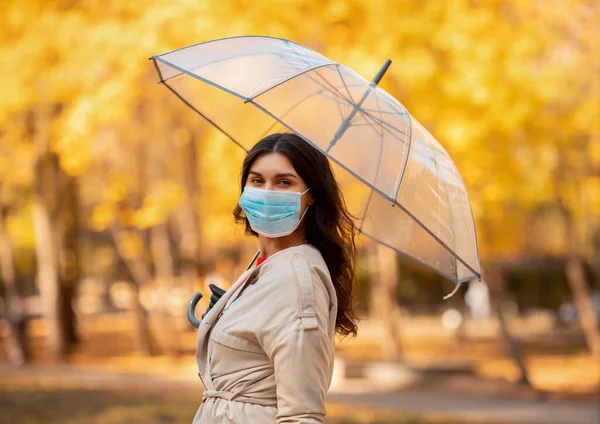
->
[278,180,291,185]
[251,178,263,184]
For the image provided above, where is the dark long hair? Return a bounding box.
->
[233,132,358,337]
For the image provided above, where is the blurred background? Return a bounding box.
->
[0,1,599,423]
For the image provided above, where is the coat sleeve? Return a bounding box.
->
[259,254,333,424]
[269,325,330,424]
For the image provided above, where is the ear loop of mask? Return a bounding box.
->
[297,188,311,224]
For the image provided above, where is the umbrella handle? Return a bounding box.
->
[186,249,261,328]
[187,292,203,328]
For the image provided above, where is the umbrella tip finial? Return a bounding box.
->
[372,59,392,86]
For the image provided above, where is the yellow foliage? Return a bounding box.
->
[585,177,600,215]
[91,203,116,231]
[589,139,600,167]
[132,181,186,229]
[118,231,144,259]
[119,208,136,227]
[103,172,131,204]
[57,142,91,177]
[1,0,598,260]
[5,206,35,249]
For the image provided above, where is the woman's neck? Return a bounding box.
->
[258,232,307,259]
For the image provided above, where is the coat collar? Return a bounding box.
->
[198,245,312,328]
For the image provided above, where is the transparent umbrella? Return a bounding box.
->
[150,36,481,326]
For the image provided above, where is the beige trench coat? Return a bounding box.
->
[192,244,338,424]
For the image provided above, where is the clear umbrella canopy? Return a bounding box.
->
[151,36,480,285]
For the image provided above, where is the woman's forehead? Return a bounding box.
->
[250,152,296,175]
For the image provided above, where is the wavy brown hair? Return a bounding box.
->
[233,132,358,337]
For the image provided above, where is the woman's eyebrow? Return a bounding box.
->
[249,170,298,179]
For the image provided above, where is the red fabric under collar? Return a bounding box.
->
[256,257,267,266]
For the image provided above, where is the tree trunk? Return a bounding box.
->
[485,264,533,388]
[593,228,600,292]
[173,205,199,289]
[32,165,64,361]
[130,279,152,356]
[30,85,73,362]
[566,257,600,357]
[58,175,80,347]
[368,243,403,360]
[110,224,153,356]
[150,222,180,357]
[33,153,83,361]
[0,205,29,364]
[182,129,205,281]
[560,205,600,357]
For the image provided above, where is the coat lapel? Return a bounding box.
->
[195,245,317,389]
[196,266,258,389]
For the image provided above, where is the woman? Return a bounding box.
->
[193,132,358,423]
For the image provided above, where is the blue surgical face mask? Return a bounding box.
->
[238,186,311,238]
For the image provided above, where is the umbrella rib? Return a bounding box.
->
[277,46,352,120]
[356,106,413,197]
[336,65,356,104]
[151,35,328,60]
[318,90,362,106]
[360,108,409,116]
[466,189,482,280]
[246,61,358,126]
[391,104,413,203]
[288,60,370,129]
[326,85,375,153]
[246,99,481,278]
[284,48,356,106]
[358,108,408,138]
[357,99,386,233]
[154,36,332,85]
[325,60,393,152]
[151,58,165,82]
[157,51,289,84]
[154,57,250,102]
[443,182,459,282]
[325,89,348,122]
[307,67,362,121]
[307,67,356,105]
[255,84,364,140]
[359,230,475,284]
[161,81,248,153]
[326,85,406,152]
[246,62,337,102]
[426,130,455,274]
[255,87,343,139]
[357,189,375,233]
[356,109,409,151]
[355,102,386,234]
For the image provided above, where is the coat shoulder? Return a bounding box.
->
[258,245,331,299]
[261,244,329,279]
[254,245,331,329]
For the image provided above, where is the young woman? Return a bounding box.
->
[193,132,358,424]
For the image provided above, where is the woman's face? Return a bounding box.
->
[245,152,314,213]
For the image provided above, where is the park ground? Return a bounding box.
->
[1,313,598,424]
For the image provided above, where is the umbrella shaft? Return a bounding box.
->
[327,60,392,152]
[327,83,375,152]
